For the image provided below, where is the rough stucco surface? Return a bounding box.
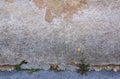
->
[0,0,120,70]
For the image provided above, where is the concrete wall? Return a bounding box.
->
[0,0,120,70]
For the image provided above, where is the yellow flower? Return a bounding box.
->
[77,48,81,52]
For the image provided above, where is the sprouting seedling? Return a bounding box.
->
[28,68,41,74]
[15,60,28,71]
[76,47,90,75]
[76,59,90,75]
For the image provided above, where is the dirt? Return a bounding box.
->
[0,64,120,71]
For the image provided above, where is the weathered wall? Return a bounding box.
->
[0,0,120,70]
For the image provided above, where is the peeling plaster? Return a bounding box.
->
[4,0,13,3]
[33,0,88,22]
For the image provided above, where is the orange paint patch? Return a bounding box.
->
[4,0,13,3]
[47,0,63,17]
[63,0,88,21]
[33,0,46,8]
[33,0,88,22]
[45,8,54,22]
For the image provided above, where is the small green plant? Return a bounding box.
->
[75,47,90,75]
[15,60,28,71]
[28,68,41,74]
[76,59,90,75]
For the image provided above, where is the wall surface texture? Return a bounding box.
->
[0,0,120,70]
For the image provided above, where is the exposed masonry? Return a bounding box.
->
[0,64,120,72]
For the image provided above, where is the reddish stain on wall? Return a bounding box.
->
[4,0,13,3]
[33,0,88,22]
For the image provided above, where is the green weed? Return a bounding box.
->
[76,59,90,75]
[15,60,28,71]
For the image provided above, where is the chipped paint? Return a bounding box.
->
[45,8,54,22]
[32,0,88,22]
[33,0,46,8]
